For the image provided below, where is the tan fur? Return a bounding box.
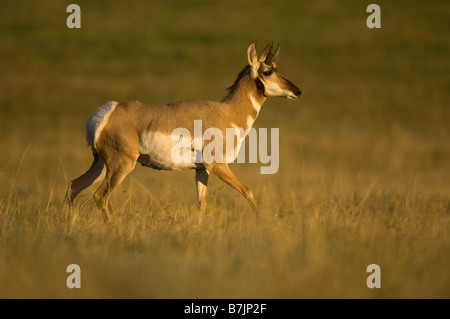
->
[62,42,301,223]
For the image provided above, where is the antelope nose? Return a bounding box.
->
[296,88,302,96]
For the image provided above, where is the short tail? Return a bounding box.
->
[86,101,118,151]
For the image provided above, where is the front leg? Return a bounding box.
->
[195,168,210,224]
[211,163,259,217]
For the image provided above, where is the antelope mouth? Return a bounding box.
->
[286,90,302,100]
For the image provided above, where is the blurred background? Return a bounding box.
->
[1,0,448,179]
[0,0,449,298]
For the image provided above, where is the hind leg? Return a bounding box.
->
[93,156,137,223]
[62,152,105,220]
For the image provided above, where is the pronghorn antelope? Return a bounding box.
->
[63,42,301,223]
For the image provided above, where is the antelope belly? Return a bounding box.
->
[138,131,198,170]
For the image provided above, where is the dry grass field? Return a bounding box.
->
[0,1,449,298]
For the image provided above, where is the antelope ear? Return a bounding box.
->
[247,41,259,79]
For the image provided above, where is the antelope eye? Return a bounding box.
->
[263,70,273,76]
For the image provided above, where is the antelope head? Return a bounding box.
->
[247,41,302,100]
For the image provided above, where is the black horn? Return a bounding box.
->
[259,42,273,63]
[264,42,275,64]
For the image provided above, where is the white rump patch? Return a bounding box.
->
[86,101,118,150]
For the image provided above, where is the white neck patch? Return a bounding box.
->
[249,94,261,114]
